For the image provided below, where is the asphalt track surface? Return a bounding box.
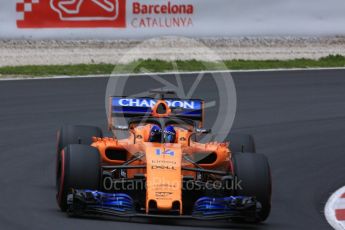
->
[1,70,345,230]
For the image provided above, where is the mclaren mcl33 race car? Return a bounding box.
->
[56,91,272,223]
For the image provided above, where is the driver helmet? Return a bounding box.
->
[164,125,176,143]
[148,125,162,142]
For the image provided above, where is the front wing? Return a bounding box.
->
[67,190,261,220]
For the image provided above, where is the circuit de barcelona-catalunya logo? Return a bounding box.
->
[16,0,126,28]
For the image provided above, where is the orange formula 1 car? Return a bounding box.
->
[56,91,272,222]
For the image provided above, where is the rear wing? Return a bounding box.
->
[108,97,204,129]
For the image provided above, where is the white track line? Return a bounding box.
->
[1,67,345,81]
[325,186,345,230]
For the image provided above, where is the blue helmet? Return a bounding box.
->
[164,126,176,143]
[149,125,162,143]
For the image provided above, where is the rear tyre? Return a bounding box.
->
[56,144,101,211]
[227,133,256,153]
[57,125,103,154]
[232,152,271,222]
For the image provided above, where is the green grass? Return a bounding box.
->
[1,55,345,77]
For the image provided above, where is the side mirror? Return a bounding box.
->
[195,128,211,134]
[113,125,129,131]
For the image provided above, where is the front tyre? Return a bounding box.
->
[232,152,271,222]
[56,144,101,211]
